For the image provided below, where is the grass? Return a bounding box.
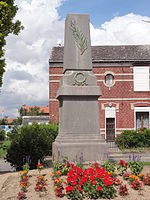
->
[119,147,150,153]
[0,140,11,158]
[143,162,150,166]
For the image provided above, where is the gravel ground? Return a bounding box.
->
[0,166,150,200]
[0,158,15,172]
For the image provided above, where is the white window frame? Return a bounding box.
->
[133,66,149,91]
[134,107,150,130]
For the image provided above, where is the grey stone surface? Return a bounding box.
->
[63,14,92,71]
[53,14,108,162]
[0,159,15,172]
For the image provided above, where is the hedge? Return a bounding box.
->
[115,129,150,149]
[5,123,58,170]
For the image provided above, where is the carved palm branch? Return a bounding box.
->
[70,19,88,55]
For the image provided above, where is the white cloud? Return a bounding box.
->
[90,13,150,45]
[1,0,64,117]
[1,7,150,118]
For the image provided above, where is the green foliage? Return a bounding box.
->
[115,129,150,149]
[12,117,22,125]
[0,129,5,141]
[128,161,144,176]
[103,160,116,173]
[7,125,19,141]
[0,139,11,157]
[0,117,8,125]
[53,157,71,176]
[117,160,128,176]
[19,106,41,116]
[0,0,23,87]
[5,123,58,170]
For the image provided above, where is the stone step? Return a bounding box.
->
[108,152,150,162]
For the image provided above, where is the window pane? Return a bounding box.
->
[136,112,149,130]
[105,74,114,86]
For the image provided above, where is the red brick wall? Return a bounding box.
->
[49,64,150,138]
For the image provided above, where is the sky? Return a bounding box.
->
[0,0,150,118]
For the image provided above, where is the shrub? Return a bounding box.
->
[0,130,5,141]
[103,160,116,173]
[143,174,150,186]
[5,123,58,170]
[115,129,150,149]
[128,161,143,176]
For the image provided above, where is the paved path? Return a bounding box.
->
[0,158,15,172]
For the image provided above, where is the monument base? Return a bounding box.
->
[53,137,108,162]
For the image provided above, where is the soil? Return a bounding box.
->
[0,166,150,200]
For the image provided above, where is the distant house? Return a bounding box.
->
[0,118,14,133]
[49,45,150,142]
[21,105,50,125]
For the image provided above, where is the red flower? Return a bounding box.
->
[103,176,113,186]
[119,159,124,166]
[67,161,70,168]
[97,186,102,191]
[90,175,95,181]
[79,180,83,186]
[77,168,83,175]
[72,181,77,186]
[71,163,74,168]
[94,162,99,169]
[66,186,74,193]
[92,180,96,185]
[88,168,95,175]
[68,169,74,177]
[78,185,82,191]
[67,177,72,182]
[37,161,43,169]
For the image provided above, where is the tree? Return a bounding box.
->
[19,106,41,116]
[0,117,8,125]
[19,107,28,116]
[12,117,22,125]
[27,107,40,116]
[0,0,23,87]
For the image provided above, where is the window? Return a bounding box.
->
[105,107,116,142]
[136,112,149,130]
[133,67,149,91]
[105,74,114,87]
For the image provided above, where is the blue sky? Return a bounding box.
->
[59,0,150,27]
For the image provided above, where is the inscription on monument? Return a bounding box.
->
[70,19,88,55]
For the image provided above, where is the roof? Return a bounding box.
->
[21,105,49,114]
[50,45,150,63]
[0,118,14,124]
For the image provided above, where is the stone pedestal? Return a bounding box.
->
[52,14,108,162]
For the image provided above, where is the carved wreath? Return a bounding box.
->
[70,19,88,55]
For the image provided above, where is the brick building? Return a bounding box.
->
[49,45,150,142]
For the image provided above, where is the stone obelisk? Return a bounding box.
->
[53,14,108,162]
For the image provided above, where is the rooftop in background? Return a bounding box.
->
[21,105,49,115]
[0,118,14,125]
[50,45,150,63]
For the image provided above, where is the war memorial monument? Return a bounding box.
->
[53,14,108,162]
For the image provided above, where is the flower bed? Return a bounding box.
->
[51,159,150,199]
